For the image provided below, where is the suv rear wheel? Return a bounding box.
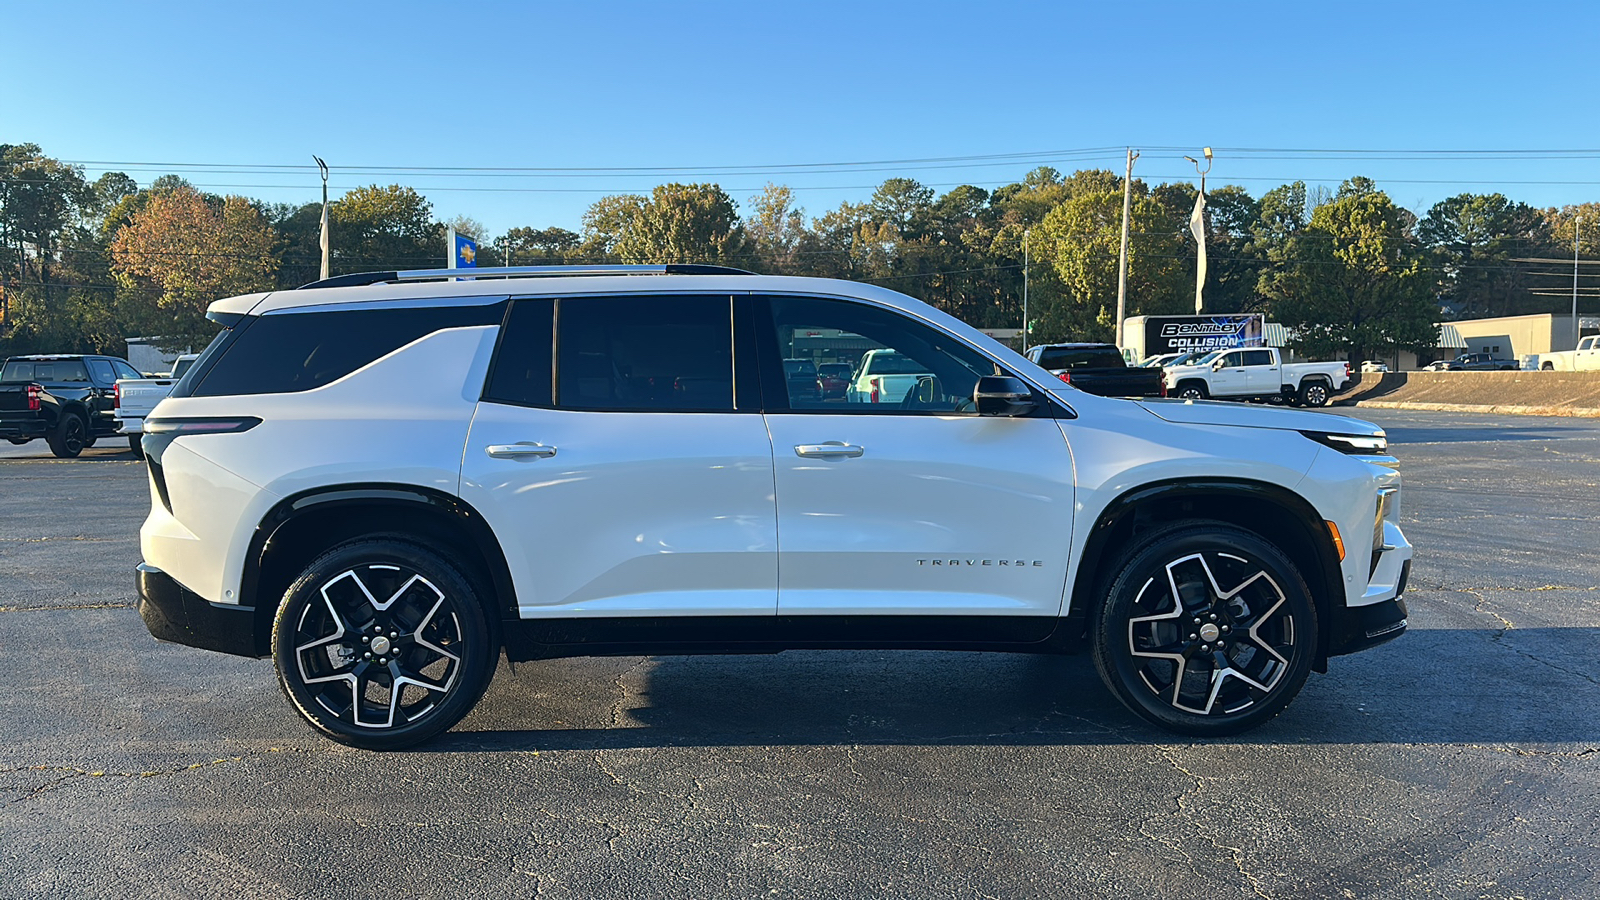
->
[271,539,496,750]
[1091,521,1317,736]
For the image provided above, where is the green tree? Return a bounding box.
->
[496,225,580,266]
[606,183,746,264]
[0,144,91,291]
[330,184,438,272]
[1269,188,1436,363]
[1419,193,1551,318]
[744,183,808,274]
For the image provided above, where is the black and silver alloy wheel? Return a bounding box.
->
[1176,384,1207,401]
[1299,381,1330,408]
[1093,522,1316,736]
[272,540,495,749]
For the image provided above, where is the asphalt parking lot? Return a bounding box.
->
[2,409,1597,899]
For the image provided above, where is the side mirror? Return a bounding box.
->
[974,375,1037,417]
[1212,359,1226,371]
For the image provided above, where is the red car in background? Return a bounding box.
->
[817,362,852,399]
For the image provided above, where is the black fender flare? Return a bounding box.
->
[239,483,519,652]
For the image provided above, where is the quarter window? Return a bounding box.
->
[556,295,733,412]
[192,302,505,397]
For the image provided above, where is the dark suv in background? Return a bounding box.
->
[0,354,141,457]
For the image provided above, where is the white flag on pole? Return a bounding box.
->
[318,203,330,279]
[1190,189,1207,314]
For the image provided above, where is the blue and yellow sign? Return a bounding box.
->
[454,232,478,268]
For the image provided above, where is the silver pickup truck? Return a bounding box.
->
[115,354,199,457]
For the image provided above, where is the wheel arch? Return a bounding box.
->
[240,483,518,656]
[1066,478,1345,670]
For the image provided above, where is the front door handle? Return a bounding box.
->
[486,442,557,459]
[795,441,864,458]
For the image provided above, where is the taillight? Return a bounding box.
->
[113,383,121,410]
[1344,362,1352,378]
[1160,381,1168,398]
[870,377,880,403]
[1057,372,1072,384]
[26,384,41,411]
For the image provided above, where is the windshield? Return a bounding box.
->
[1191,350,1227,366]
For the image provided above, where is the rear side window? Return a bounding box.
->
[556,295,733,412]
[1242,349,1274,366]
[1,360,90,383]
[191,302,505,397]
[483,299,554,407]
[1036,347,1124,369]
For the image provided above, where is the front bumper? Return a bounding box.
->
[136,563,261,657]
[1327,560,1410,657]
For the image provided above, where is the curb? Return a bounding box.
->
[1351,400,1600,418]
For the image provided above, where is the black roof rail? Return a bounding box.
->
[297,264,755,290]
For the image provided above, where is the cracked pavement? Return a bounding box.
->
[1,410,1597,899]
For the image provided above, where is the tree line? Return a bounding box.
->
[3,140,1595,362]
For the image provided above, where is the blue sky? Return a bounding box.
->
[7,0,1600,237]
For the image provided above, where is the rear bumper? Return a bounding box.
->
[118,417,145,435]
[0,418,48,439]
[136,563,261,657]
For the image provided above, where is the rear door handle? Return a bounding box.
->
[486,442,557,459]
[795,441,864,458]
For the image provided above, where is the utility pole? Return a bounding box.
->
[1115,147,1139,349]
[1574,216,1583,348]
[1022,227,1030,351]
[313,156,330,281]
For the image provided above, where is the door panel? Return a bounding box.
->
[463,405,777,617]
[765,414,1075,616]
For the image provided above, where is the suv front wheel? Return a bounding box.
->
[271,539,496,750]
[1091,521,1317,736]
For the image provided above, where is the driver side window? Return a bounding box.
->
[764,295,1006,414]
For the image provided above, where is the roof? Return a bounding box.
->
[1437,324,1469,349]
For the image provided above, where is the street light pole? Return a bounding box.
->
[1022,227,1030,352]
[1115,147,1139,350]
[313,156,330,281]
[1183,148,1213,314]
[1574,215,1583,348]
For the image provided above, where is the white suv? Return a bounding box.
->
[135,265,1413,749]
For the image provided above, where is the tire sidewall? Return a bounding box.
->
[271,539,497,750]
[1299,381,1330,407]
[1091,522,1318,736]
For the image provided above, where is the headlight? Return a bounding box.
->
[1301,430,1388,454]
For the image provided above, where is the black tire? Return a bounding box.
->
[272,539,497,750]
[1298,380,1330,408]
[1542,363,1554,371]
[127,435,144,459]
[1091,521,1318,736]
[46,414,87,458]
[1175,381,1209,401]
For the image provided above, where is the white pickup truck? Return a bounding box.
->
[846,349,933,405]
[1525,335,1600,371]
[115,354,199,456]
[1164,347,1352,407]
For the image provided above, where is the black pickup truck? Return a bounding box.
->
[0,355,142,458]
[1024,343,1166,398]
